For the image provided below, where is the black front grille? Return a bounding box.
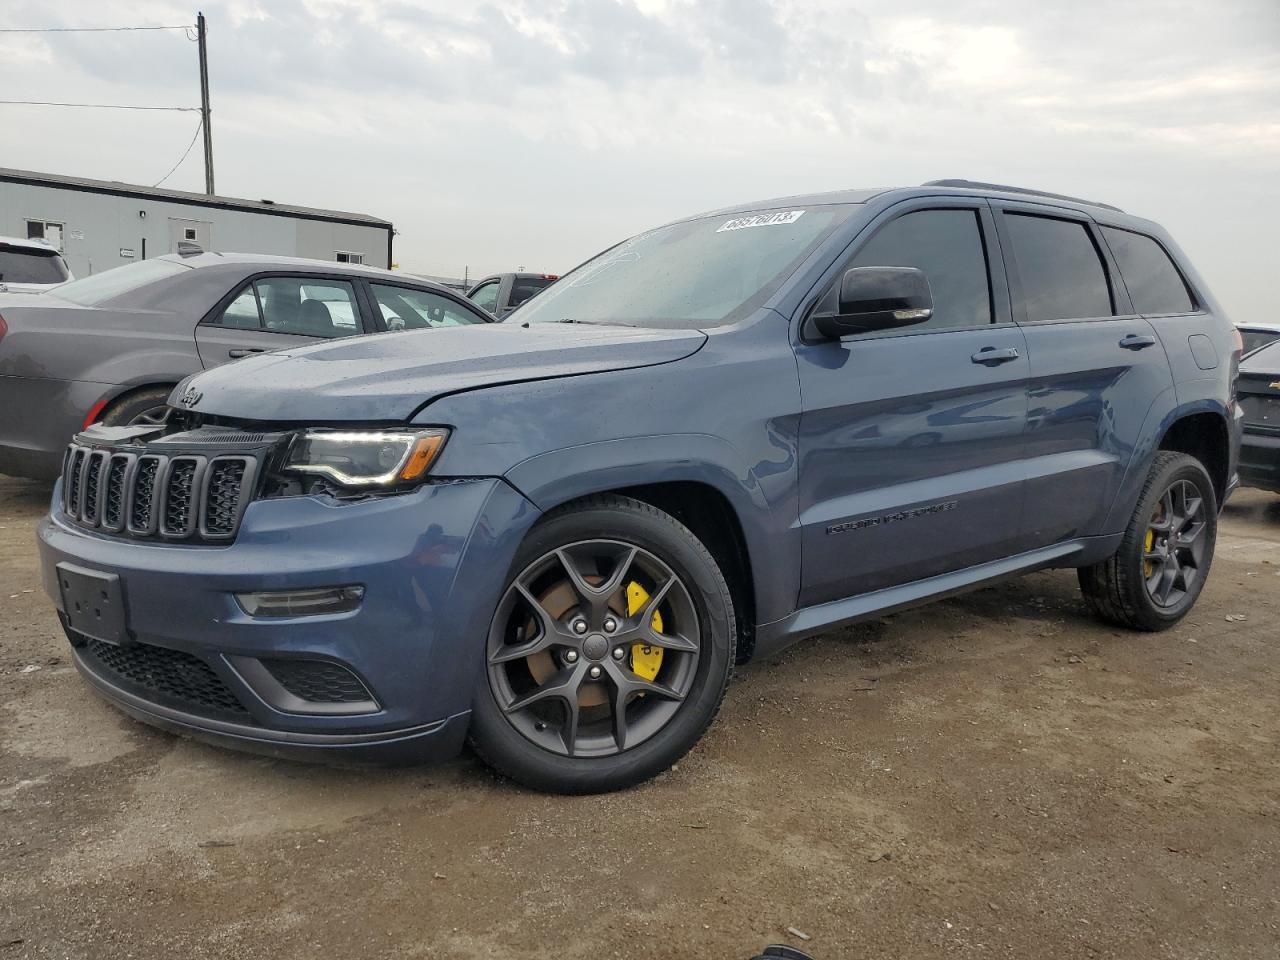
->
[102,455,129,530]
[80,638,254,723]
[162,458,198,536]
[261,658,374,704]
[63,442,256,543]
[130,457,160,533]
[204,459,247,536]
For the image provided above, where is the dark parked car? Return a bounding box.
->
[466,272,558,318]
[0,252,490,478]
[1237,322,1280,357]
[38,181,1241,793]
[1237,340,1280,492]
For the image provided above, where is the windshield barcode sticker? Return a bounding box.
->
[717,210,806,233]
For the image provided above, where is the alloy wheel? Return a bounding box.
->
[1142,478,1208,608]
[487,539,701,758]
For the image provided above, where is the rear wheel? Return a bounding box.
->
[1078,452,1217,631]
[468,495,735,793]
[99,387,173,428]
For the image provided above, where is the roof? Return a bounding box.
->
[0,167,391,230]
[689,180,1125,222]
[157,251,444,286]
[0,235,64,255]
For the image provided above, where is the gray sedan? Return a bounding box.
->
[0,251,491,479]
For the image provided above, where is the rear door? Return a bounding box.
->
[194,274,371,368]
[993,202,1174,544]
[794,199,1030,606]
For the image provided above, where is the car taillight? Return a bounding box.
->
[1232,327,1244,356]
[542,274,559,280]
[0,312,7,344]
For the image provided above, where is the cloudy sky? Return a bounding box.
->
[1,0,1277,317]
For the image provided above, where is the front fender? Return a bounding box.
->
[505,433,797,626]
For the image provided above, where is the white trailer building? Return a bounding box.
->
[0,167,394,277]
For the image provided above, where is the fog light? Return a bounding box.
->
[236,585,365,618]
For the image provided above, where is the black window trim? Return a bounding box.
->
[990,200,1135,325]
[796,196,1011,345]
[1095,223,1202,318]
[360,278,495,332]
[199,271,377,338]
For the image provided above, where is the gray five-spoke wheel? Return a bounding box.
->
[1142,478,1208,608]
[487,539,701,759]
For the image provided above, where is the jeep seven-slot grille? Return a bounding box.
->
[62,443,256,543]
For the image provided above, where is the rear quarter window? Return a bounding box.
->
[1101,227,1195,315]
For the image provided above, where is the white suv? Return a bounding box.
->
[0,236,72,294]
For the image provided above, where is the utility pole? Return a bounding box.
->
[197,11,215,195]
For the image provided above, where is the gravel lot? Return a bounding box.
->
[2,474,1278,959]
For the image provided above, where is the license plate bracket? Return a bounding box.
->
[56,562,129,645]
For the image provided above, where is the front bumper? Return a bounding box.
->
[1239,430,1280,493]
[38,477,539,764]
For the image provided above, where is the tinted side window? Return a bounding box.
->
[217,287,262,329]
[370,284,485,330]
[1101,227,1194,315]
[469,281,500,313]
[509,277,553,308]
[1005,214,1112,322]
[255,278,362,338]
[848,209,992,330]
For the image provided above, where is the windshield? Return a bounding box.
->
[0,248,69,285]
[515,205,854,328]
[54,259,189,306]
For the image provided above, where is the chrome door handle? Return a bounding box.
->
[1119,333,1157,350]
[971,346,1020,366]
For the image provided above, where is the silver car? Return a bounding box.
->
[0,251,491,479]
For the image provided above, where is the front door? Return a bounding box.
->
[794,202,1030,606]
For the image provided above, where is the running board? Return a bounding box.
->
[754,539,1098,659]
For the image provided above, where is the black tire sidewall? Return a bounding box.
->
[100,388,173,427]
[1123,454,1218,627]
[469,497,735,793]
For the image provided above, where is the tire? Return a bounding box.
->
[1078,451,1218,631]
[468,494,736,794]
[98,387,174,428]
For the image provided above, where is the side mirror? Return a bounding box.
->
[808,266,933,339]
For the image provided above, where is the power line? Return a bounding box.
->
[0,25,192,33]
[154,118,204,188]
[0,99,198,111]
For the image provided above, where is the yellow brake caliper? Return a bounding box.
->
[626,581,664,682]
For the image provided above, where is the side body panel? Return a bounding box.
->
[989,199,1175,542]
[421,314,804,626]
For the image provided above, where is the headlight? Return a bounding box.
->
[285,428,448,488]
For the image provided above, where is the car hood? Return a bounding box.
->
[179,322,707,422]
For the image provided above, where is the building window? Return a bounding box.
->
[335,251,364,265]
[184,227,198,242]
[27,219,66,252]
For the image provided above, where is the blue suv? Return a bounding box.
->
[37,181,1243,793]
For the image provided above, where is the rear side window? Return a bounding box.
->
[0,247,69,284]
[1101,227,1194,314]
[847,209,992,329]
[211,277,363,338]
[509,277,553,309]
[1005,214,1112,322]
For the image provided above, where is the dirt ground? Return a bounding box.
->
[1,475,1277,960]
